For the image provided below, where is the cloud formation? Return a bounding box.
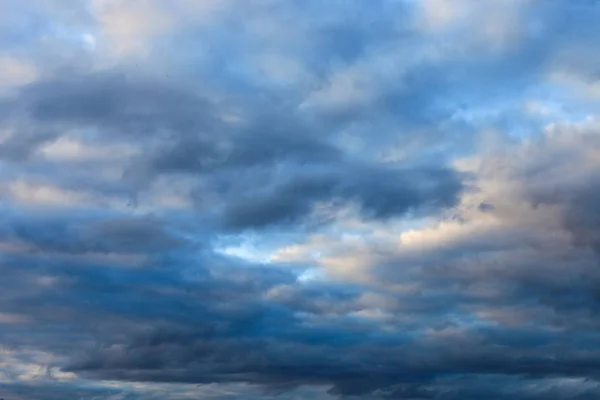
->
[1,1,600,399]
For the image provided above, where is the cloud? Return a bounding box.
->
[219,164,463,230]
[2,71,464,231]
[90,0,228,56]
[0,56,37,89]
[2,1,600,399]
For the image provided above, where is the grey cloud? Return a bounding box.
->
[0,73,215,173]
[0,127,57,162]
[222,165,463,229]
[3,72,464,230]
[2,1,600,399]
[5,189,600,400]
[20,72,216,134]
[86,217,184,254]
[0,383,125,400]
[0,212,183,255]
[2,208,598,399]
[144,113,341,175]
[62,311,600,398]
[555,179,600,254]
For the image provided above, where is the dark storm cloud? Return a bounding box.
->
[3,201,600,400]
[3,179,600,399]
[58,282,600,398]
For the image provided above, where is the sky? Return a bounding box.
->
[2,0,600,399]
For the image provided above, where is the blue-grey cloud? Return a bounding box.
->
[1,1,600,399]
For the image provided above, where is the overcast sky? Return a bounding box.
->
[2,0,600,399]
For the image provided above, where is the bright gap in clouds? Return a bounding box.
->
[215,237,275,265]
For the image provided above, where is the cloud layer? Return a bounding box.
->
[2,1,600,399]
